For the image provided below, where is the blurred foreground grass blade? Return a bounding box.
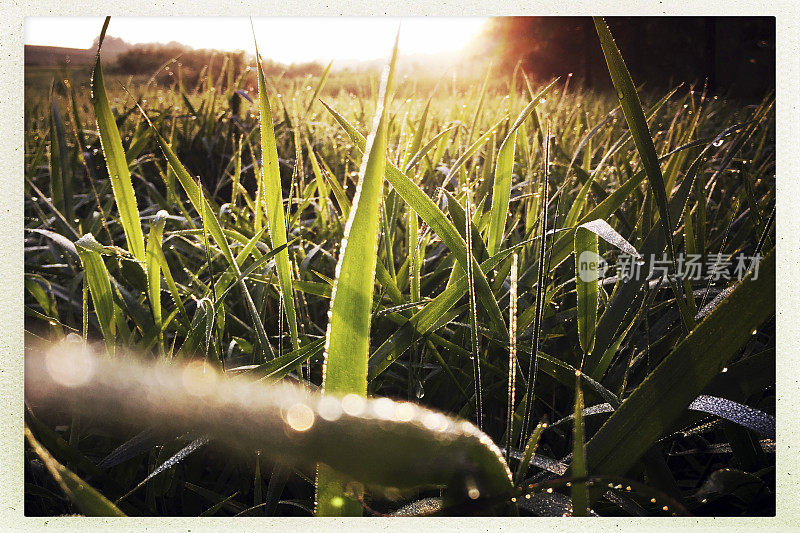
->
[256,47,299,350]
[90,17,145,261]
[574,226,599,357]
[25,426,125,516]
[317,33,397,517]
[26,347,514,514]
[321,102,508,336]
[75,234,116,345]
[584,249,775,480]
[487,79,557,256]
[593,17,676,270]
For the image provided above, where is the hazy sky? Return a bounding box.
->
[24,17,488,64]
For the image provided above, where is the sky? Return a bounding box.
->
[24,17,489,64]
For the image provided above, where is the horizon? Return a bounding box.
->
[24,17,489,65]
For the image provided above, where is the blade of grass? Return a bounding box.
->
[321,101,508,337]
[90,17,145,262]
[505,253,519,465]
[520,123,550,447]
[145,210,169,353]
[305,59,333,117]
[75,234,117,346]
[584,249,774,482]
[138,106,275,360]
[255,39,299,351]
[27,349,514,510]
[486,79,557,256]
[464,186,483,429]
[575,225,599,359]
[513,416,548,484]
[593,17,685,314]
[25,426,125,516]
[317,32,398,517]
[571,371,588,516]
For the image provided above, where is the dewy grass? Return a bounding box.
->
[23,16,775,517]
[91,18,145,262]
[317,32,398,517]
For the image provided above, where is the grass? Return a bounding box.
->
[24,17,775,517]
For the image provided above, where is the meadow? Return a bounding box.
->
[23,18,775,517]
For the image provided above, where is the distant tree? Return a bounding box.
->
[113,44,246,89]
[89,35,132,61]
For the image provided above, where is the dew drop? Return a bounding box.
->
[415,381,425,399]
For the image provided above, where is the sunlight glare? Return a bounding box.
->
[24,17,488,65]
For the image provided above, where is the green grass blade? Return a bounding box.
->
[574,226,599,357]
[75,234,117,345]
[139,108,275,359]
[403,124,458,175]
[464,187,483,429]
[321,101,508,337]
[49,96,73,223]
[145,210,168,353]
[25,427,125,516]
[505,253,519,464]
[571,372,588,516]
[305,59,333,117]
[256,50,299,350]
[408,207,421,302]
[305,138,329,226]
[318,153,351,221]
[317,33,398,517]
[486,79,557,256]
[593,17,676,269]
[90,18,145,262]
[466,62,492,145]
[513,416,548,484]
[584,249,774,480]
[402,97,430,168]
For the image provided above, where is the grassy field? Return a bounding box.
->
[24,18,775,517]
